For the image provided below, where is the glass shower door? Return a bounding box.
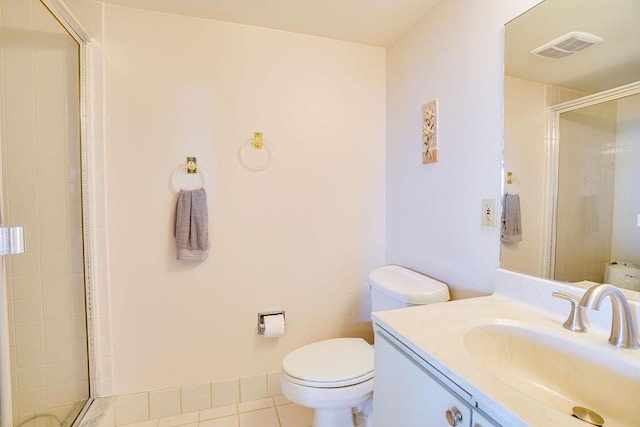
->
[0,0,90,425]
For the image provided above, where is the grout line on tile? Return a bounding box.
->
[146,392,151,420]
[237,397,275,414]
[209,382,213,409]
[273,398,283,427]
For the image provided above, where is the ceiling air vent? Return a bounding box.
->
[531,31,603,59]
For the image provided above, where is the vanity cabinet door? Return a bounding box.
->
[472,410,500,427]
[374,332,472,426]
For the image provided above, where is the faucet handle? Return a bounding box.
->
[553,292,587,332]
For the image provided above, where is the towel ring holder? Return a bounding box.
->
[505,172,520,195]
[172,164,208,192]
[238,132,274,171]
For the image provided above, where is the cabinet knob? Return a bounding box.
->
[445,406,463,426]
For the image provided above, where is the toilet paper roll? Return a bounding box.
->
[263,314,285,338]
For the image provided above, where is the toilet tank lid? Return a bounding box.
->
[369,265,450,304]
[607,261,640,272]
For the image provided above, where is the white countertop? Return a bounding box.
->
[372,285,640,426]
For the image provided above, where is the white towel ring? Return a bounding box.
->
[171,164,208,192]
[238,133,274,171]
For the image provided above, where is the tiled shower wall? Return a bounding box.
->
[554,100,617,283]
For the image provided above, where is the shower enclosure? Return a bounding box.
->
[0,0,93,425]
[548,84,640,286]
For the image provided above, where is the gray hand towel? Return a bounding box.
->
[501,193,522,243]
[174,188,209,261]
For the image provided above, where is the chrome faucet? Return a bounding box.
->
[552,292,587,332]
[579,284,640,349]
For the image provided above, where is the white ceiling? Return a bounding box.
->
[91,0,639,93]
[92,0,442,47]
[505,0,640,94]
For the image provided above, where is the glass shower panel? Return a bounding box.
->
[554,92,640,287]
[554,100,617,283]
[0,0,89,425]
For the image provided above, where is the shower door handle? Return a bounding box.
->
[0,226,24,256]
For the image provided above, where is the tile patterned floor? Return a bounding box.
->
[120,396,313,427]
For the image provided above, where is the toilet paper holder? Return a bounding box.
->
[258,311,286,335]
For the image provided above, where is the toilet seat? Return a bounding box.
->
[282,338,374,388]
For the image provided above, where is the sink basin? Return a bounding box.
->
[464,320,640,426]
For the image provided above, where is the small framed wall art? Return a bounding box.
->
[422,99,438,164]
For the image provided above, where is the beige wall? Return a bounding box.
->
[102,5,386,395]
[385,0,544,299]
[502,77,547,277]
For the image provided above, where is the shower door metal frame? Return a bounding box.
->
[0,1,96,425]
[41,0,98,424]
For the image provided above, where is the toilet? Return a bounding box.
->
[604,261,640,291]
[280,265,450,427]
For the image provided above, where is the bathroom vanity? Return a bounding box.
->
[374,326,498,426]
[372,269,640,427]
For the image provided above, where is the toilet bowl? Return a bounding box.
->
[281,338,374,427]
[280,265,450,427]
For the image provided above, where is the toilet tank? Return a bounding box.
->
[605,261,640,291]
[369,265,450,312]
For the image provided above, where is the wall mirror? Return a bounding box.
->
[502,0,640,295]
